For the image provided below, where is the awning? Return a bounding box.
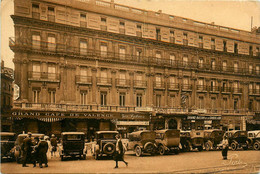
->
[247,120,260,125]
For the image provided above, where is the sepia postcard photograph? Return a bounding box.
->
[1,0,260,173]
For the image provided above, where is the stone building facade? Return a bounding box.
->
[1,61,14,132]
[9,0,260,136]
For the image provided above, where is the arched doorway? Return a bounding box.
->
[168,119,177,129]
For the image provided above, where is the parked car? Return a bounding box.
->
[247,130,260,150]
[127,130,157,157]
[14,133,45,163]
[59,132,86,161]
[203,129,224,151]
[0,132,16,160]
[180,131,192,152]
[190,130,204,151]
[224,130,248,150]
[155,129,180,155]
[92,131,119,160]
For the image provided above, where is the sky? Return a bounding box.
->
[1,0,260,69]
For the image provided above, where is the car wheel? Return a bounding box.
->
[159,145,165,155]
[94,153,99,160]
[198,146,203,151]
[83,154,86,160]
[231,142,237,151]
[174,148,179,154]
[253,142,260,150]
[205,142,211,151]
[135,146,142,157]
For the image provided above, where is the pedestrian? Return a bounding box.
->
[46,137,52,158]
[50,134,57,157]
[31,137,40,167]
[37,136,49,168]
[113,134,128,169]
[221,135,229,160]
[22,132,34,167]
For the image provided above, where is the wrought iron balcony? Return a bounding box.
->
[28,71,60,82]
[115,79,130,87]
[168,83,179,90]
[96,77,112,86]
[249,89,260,95]
[153,82,165,89]
[75,75,92,84]
[196,85,207,91]
[221,87,232,93]
[232,87,242,94]
[133,80,147,88]
[181,84,192,91]
[209,86,220,93]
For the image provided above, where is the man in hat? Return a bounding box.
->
[37,136,49,168]
[22,132,34,167]
[50,134,57,157]
[221,135,229,160]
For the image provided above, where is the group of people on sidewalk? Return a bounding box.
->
[21,132,58,168]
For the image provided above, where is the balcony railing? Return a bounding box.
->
[116,79,130,87]
[28,71,60,81]
[182,84,192,91]
[75,75,92,84]
[221,87,232,93]
[97,77,112,86]
[249,89,260,95]
[133,80,147,88]
[168,83,179,90]
[154,82,165,89]
[32,12,40,19]
[209,86,220,92]
[47,15,55,22]
[9,37,259,77]
[14,102,257,115]
[196,85,207,91]
[80,21,87,28]
[232,87,242,93]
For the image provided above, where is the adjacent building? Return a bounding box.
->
[9,0,260,137]
[1,61,14,132]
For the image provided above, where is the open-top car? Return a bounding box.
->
[92,131,118,160]
[247,130,260,150]
[127,130,157,157]
[155,129,180,155]
[224,130,248,150]
[59,132,86,161]
[203,129,224,151]
[1,132,16,160]
[14,133,45,163]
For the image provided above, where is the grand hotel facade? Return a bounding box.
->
[8,0,260,137]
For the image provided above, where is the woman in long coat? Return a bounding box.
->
[113,134,128,168]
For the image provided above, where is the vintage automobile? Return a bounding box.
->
[224,130,248,150]
[203,129,224,151]
[127,130,157,157]
[247,130,260,150]
[0,132,16,160]
[92,131,119,160]
[180,130,204,151]
[180,131,192,152]
[14,133,45,163]
[155,129,180,155]
[59,132,86,161]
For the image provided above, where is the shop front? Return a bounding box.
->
[10,110,151,140]
[220,115,247,131]
[116,113,151,137]
[182,115,221,130]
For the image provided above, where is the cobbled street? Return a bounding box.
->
[1,150,260,173]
